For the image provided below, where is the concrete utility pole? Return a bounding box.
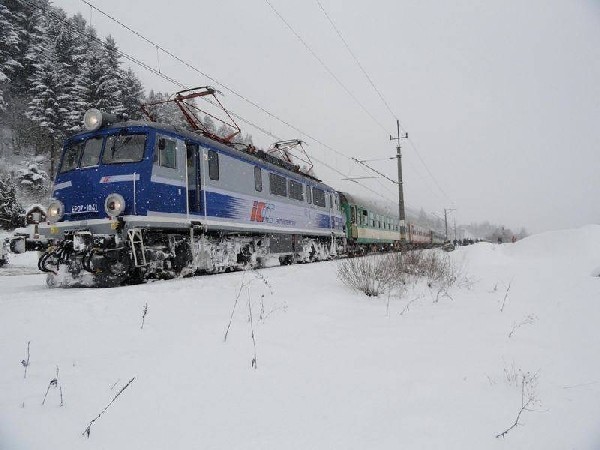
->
[453,215,457,241]
[390,120,408,239]
[444,208,455,241]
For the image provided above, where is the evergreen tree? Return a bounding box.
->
[203,115,216,134]
[25,13,63,139]
[94,36,124,114]
[121,68,145,119]
[77,29,104,113]
[0,3,22,109]
[53,14,89,132]
[144,91,197,129]
[0,175,25,230]
[5,0,50,94]
[25,13,65,176]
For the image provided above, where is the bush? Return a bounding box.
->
[337,250,457,299]
[337,253,405,297]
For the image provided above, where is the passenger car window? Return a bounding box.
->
[208,150,219,180]
[103,134,146,164]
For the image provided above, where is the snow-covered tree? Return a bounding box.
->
[15,157,51,196]
[52,13,92,132]
[203,115,216,134]
[95,36,124,114]
[26,49,63,139]
[0,175,25,230]
[144,90,198,129]
[0,3,22,109]
[121,68,145,119]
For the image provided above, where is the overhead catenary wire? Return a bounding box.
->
[82,0,449,208]
[314,0,452,204]
[78,0,399,195]
[315,0,398,122]
[81,0,401,200]
[16,0,400,206]
[261,0,401,195]
[406,137,452,203]
[262,0,391,137]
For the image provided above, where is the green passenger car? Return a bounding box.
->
[339,192,401,249]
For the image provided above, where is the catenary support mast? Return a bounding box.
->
[390,120,407,240]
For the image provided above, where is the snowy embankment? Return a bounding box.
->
[1,226,600,449]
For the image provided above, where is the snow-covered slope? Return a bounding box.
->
[1,226,600,449]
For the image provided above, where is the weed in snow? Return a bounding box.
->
[42,366,63,407]
[140,302,148,330]
[83,377,135,438]
[224,270,278,369]
[496,370,541,438]
[508,314,537,338]
[21,341,30,379]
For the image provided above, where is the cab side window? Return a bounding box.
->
[208,150,219,180]
[312,188,326,207]
[269,173,287,197]
[254,166,262,192]
[154,137,177,169]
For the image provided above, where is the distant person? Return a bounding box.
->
[497,237,503,244]
[511,235,516,243]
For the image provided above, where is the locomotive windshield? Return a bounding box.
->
[102,134,146,164]
[59,133,147,173]
[60,140,84,173]
[79,136,103,168]
[60,137,103,173]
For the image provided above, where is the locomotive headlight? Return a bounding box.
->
[104,193,126,217]
[83,108,103,131]
[47,199,64,223]
[83,109,126,131]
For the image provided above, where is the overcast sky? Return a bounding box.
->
[56,0,600,233]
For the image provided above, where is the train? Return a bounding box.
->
[36,90,445,287]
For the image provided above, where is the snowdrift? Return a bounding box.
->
[1,225,600,449]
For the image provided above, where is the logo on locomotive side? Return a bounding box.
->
[250,201,278,223]
[250,201,268,222]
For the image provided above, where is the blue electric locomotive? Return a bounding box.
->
[38,106,345,286]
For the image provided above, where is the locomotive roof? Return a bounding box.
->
[70,120,331,188]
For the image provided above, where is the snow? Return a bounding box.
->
[1,225,600,449]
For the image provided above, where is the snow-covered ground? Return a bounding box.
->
[1,225,600,449]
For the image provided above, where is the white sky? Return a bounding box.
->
[55,0,600,233]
